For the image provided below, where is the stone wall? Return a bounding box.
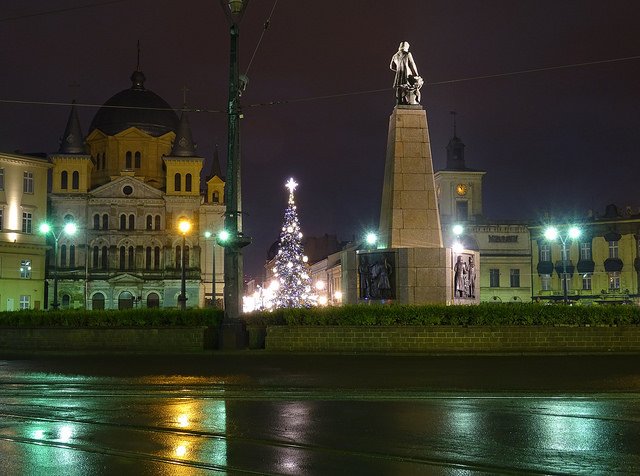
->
[266,325,640,353]
[0,327,210,353]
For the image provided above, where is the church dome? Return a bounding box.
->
[89,71,179,137]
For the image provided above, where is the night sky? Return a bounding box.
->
[1,0,639,279]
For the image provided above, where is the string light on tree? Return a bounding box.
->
[273,177,313,308]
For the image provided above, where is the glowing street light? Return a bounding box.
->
[365,232,378,248]
[544,225,581,304]
[39,221,77,309]
[452,224,464,236]
[177,218,192,310]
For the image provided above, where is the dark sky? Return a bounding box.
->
[1,0,639,279]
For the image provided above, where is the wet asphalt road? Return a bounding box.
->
[1,353,639,475]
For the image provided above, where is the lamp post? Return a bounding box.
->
[39,221,77,310]
[219,0,252,322]
[178,218,192,311]
[544,225,581,304]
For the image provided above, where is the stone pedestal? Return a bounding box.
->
[378,106,442,249]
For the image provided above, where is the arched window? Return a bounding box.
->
[92,292,105,310]
[69,245,76,267]
[175,173,181,192]
[185,174,192,192]
[213,191,219,203]
[119,214,126,230]
[147,292,160,308]
[175,245,181,269]
[93,214,100,230]
[61,294,71,309]
[125,151,132,169]
[64,214,74,223]
[128,214,135,230]
[118,291,133,310]
[119,246,126,271]
[92,246,99,268]
[154,246,160,269]
[72,171,79,190]
[101,246,108,270]
[134,151,141,168]
[154,215,161,230]
[146,215,153,230]
[184,246,190,268]
[60,244,67,267]
[102,214,109,230]
[128,246,134,269]
[61,171,68,190]
[145,247,152,270]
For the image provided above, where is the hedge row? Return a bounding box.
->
[0,308,224,328]
[243,303,640,327]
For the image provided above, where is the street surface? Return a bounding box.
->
[1,353,639,475]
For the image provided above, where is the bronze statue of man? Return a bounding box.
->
[390,41,420,105]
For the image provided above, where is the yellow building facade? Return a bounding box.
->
[0,152,51,310]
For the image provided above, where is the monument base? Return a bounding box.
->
[218,318,247,350]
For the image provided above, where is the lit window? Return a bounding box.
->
[608,272,621,290]
[22,212,32,234]
[23,172,34,193]
[580,242,592,260]
[539,243,551,261]
[582,273,592,291]
[608,241,619,259]
[489,269,500,288]
[19,295,30,310]
[20,259,32,279]
[509,269,520,288]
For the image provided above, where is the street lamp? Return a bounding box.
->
[452,224,464,253]
[544,225,581,304]
[365,232,378,248]
[219,0,252,323]
[39,221,77,309]
[178,218,192,310]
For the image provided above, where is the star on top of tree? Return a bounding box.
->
[285,177,298,194]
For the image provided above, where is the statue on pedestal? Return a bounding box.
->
[390,41,423,105]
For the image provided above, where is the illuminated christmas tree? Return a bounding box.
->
[273,178,312,308]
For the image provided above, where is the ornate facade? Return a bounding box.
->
[46,70,225,310]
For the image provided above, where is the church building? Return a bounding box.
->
[46,70,225,310]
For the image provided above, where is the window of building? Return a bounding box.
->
[609,272,621,290]
[0,208,4,230]
[23,171,33,193]
[128,214,135,230]
[61,294,70,309]
[175,173,181,192]
[60,244,67,267]
[102,214,109,230]
[128,246,134,269]
[539,243,551,261]
[101,246,108,270]
[146,215,153,230]
[69,244,76,268]
[93,214,100,230]
[489,268,500,288]
[561,274,572,292]
[125,151,132,169]
[580,242,592,260]
[20,259,32,279]
[0,168,4,190]
[455,200,468,222]
[147,292,160,308]
[541,274,551,291]
[22,212,32,234]
[186,173,192,192]
[61,171,68,190]
[608,240,619,259]
[154,215,161,230]
[72,171,79,190]
[176,245,182,268]
[119,246,126,271]
[154,246,160,269]
[118,291,134,310]
[145,247,152,270]
[19,295,30,310]
[92,293,105,310]
[212,191,219,203]
[119,214,126,230]
[135,151,141,168]
[184,246,190,268]
[560,246,569,261]
[510,269,520,288]
[582,273,592,290]
[93,246,99,268]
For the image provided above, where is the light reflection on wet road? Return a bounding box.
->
[0,354,639,475]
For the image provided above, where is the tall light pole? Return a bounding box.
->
[39,221,77,310]
[219,0,252,323]
[544,225,581,304]
[178,218,192,310]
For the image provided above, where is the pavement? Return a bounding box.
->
[1,353,639,475]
